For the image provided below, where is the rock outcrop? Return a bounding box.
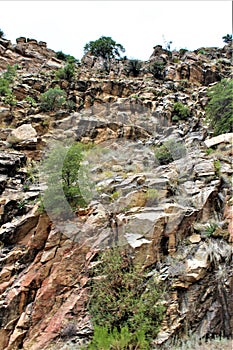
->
[0,35,232,349]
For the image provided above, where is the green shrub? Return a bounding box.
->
[39,86,66,111]
[155,144,173,165]
[222,34,232,44]
[214,159,221,174]
[84,36,125,59]
[88,325,149,350]
[124,59,142,77]
[172,102,190,121]
[56,63,75,81]
[41,142,93,216]
[0,65,18,101]
[204,223,218,237]
[88,248,165,349]
[205,78,233,135]
[198,49,207,55]
[0,78,11,96]
[56,51,76,63]
[148,61,165,79]
[25,96,37,107]
[2,93,17,106]
[179,48,188,56]
[2,64,18,83]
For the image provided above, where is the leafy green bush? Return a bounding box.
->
[124,59,142,77]
[0,64,18,105]
[205,78,233,135]
[222,34,232,44]
[179,48,188,56]
[56,63,75,81]
[39,86,66,111]
[155,144,173,165]
[148,61,165,79]
[0,78,11,96]
[84,36,125,59]
[89,325,149,350]
[41,142,93,216]
[88,248,165,349]
[25,96,37,107]
[172,102,190,121]
[56,51,76,63]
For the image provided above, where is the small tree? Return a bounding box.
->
[84,36,125,59]
[39,86,66,111]
[222,34,232,44]
[41,142,92,217]
[205,78,233,136]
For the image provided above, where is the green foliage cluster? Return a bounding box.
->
[0,64,18,106]
[56,51,77,63]
[172,102,190,122]
[204,223,218,237]
[56,62,75,82]
[25,96,37,107]
[84,36,125,59]
[214,159,221,174]
[147,61,165,79]
[222,34,232,44]
[39,86,66,111]
[154,139,186,165]
[205,78,233,136]
[88,248,165,349]
[179,48,188,56]
[154,144,173,165]
[41,142,92,216]
[124,59,142,77]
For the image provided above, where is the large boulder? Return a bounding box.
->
[7,124,37,149]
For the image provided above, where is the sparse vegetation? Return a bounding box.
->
[172,101,190,121]
[205,78,233,135]
[214,159,221,174]
[147,61,165,79]
[203,223,218,237]
[56,62,75,82]
[39,86,66,111]
[56,51,77,63]
[154,144,173,165]
[124,59,142,77]
[88,248,165,349]
[0,64,18,106]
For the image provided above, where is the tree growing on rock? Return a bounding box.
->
[84,36,125,59]
[205,78,233,136]
[222,34,232,44]
[0,28,4,38]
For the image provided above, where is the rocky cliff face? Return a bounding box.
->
[0,36,232,349]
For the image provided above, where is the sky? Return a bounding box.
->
[0,1,232,61]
